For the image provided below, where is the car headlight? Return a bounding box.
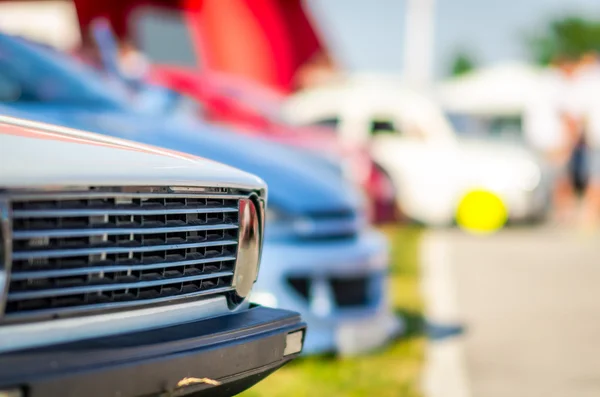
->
[517,160,542,192]
[232,198,261,299]
[266,204,364,239]
[264,207,296,239]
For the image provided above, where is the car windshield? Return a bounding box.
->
[0,35,131,108]
[132,7,199,69]
[0,34,200,118]
[447,112,524,141]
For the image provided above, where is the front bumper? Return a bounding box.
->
[255,229,402,355]
[503,185,550,222]
[0,306,306,397]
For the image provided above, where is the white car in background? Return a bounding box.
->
[284,75,549,227]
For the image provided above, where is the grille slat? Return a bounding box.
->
[9,192,247,201]
[10,255,237,280]
[3,187,243,320]
[4,286,235,320]
[12,223,238,239]
[13,206,238,218]
[8,271,234,300]
[12,239,238,260]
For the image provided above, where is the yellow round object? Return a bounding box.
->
[456,190,508,234]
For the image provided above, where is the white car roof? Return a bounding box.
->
[284,74,456,141]
[436,62,544,116]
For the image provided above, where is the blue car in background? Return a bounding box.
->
[0,32,402,355]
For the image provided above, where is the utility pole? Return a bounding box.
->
[403,0,436,89]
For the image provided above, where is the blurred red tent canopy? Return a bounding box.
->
[73,0,327,92]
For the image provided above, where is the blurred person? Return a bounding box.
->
[576,52,600,230]
[579,51,600,71]
[524,54,583,224]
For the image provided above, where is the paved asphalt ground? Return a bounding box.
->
[422,226,600,397]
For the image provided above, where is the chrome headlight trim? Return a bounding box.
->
[231,196,262,302]
[0,198,11,318]
[518,160,542,192]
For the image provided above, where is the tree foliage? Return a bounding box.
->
[528,16,600,65]
[450,50,477,77]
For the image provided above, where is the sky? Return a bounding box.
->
[306,0,600,78]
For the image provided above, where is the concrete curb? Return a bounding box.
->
[420,232,471,397]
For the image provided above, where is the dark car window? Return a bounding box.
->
[311,117,340,129]
[370,119,398,135]
[370,117,427,140]
[132,7,199,68]
[447,112,523,139]
[490,116,523,138]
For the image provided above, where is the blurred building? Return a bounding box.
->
[0,0,81,50]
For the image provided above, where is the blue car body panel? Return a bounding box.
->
[0,33,360,216]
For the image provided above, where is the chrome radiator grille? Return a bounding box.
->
[1,188,243,321]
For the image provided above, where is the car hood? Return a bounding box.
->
[0,105,360,215]
[0,115,265,191]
